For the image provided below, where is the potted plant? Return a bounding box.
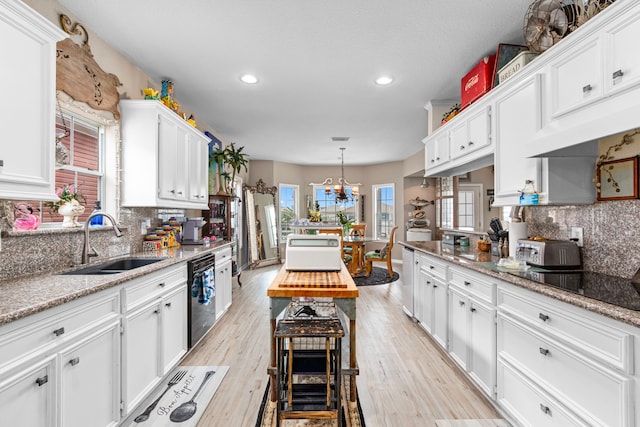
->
[209,146,230,195]
[225,142,249,196]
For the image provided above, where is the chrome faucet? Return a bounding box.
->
[82,212,123,264]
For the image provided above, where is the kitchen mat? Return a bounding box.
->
[124,365,229,427]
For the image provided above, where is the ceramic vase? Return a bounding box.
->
[58,200,85,228]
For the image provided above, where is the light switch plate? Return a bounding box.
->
[570,227,584,247]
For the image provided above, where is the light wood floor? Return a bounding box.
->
[181,264,501,426]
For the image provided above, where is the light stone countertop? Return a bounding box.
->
[400,240,640,329]
[0,242,232,326]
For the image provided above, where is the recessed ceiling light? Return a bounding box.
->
[375,75,393,86]
[240,74,258,84]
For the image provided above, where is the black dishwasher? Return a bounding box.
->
[187,252,216,348]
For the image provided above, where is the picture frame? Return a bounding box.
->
[491,43,529,89]
[597,156,639,201]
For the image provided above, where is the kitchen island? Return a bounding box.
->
[266,264,359,403]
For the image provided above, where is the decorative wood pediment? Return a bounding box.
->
[56,15,122,119]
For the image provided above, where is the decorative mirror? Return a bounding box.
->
[243,179,281,268]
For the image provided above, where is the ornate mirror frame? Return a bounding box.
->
[243,179,281,268]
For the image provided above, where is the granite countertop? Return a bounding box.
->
[400,240,640,328]
[0,241,232,326]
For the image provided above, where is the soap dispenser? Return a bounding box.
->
[89,201,103,226]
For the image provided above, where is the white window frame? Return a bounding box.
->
[458,183,483,230]
[279,183,299,242]
[372,183,395,240]
[311,185,359,224]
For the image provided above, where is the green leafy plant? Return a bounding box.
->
[44,184,85,213]
[225,142,249,195]
[209,142,248,195]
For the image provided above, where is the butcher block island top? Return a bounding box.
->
[267,264,359,298]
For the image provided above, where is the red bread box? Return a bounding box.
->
[460,55,496,110]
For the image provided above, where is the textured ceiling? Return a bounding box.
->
[57,0,533,166]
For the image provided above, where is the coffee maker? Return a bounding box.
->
[181,217,206,245]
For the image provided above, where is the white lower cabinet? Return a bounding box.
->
[0,288,120,427]
[497,283,635,427]
[214,246,233,320]
[0,356,56,427]
[415,254,448,349]
[448,267,497,398]
[60,320,120,427]
[121,264,188,416]
[497,357,589,427]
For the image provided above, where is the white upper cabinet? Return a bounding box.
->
[424,102,493,177]
[493,74,543,206]
[120,100,209,209]
[0,0,65,201]
[526,0,640,157]
[450,106,491,160]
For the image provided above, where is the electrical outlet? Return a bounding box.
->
[570,227,584,247]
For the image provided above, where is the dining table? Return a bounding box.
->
[342,235,378,276]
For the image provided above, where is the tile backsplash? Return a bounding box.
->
[525,200,640,278]
[0,206,157,281]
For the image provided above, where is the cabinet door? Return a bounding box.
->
[60,321,120,427]
[162,286,188,375]
[0,356,55,427]
[123,300,161,414]
[604,7,640,95]
[215,260,233,319]
[0,1,62,201]
[494,74,542,206]
[450,106,491,160]
[448,119,468,160]
[550,36,602,118]
[432,279,448,349]
[425,131,450,172]
[469,299,496,398]
[448,287,468,370]
[414,268,427,325]
[187,134,208,204]
[157,115,180,200]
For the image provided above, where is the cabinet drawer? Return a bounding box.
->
[499,315,633,427]
[123,265,187,310]
[497,285,633,374]
[0,290,119,367]
[418,254,448,281]
[214,246,232,264]
[449,267,495,304]
[497,359,589,427]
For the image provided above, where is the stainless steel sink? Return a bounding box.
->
[61,257,166,275]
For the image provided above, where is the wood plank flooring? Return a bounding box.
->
[181,264,501,426]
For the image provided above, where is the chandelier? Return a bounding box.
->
[310,147,362,203]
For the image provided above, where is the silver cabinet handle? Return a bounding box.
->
[459,301,465,307]
[468,141,474,146]
[158,282,165,287]
[53,327,65,336]
[69,357,80,366]
[429,265,435,270]
[539,347,550,356]
[612,69,624,79]
[165,302,172,308]
[582,84,592,93]
[436,157,440,161]
[430,159,435,163]
[470,307,476,313]
[433,284,438,288]
[540,404,551,415]
[154,309,160,314]
[460,145,465,150]
[464,280,471,286]
[539,313,549,322]
[35,375,48,386]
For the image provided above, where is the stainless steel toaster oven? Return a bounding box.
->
[515,239,581,269]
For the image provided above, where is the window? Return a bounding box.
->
[312,186,358,224]
[436,177,454,229]
[279,183,299,241]
[372,183,394,239]
[16,111,104,225]
[458,183,483,230]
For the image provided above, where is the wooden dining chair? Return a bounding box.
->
[364,226,398,278]
[344,223,367,267]
[318,228,352,268]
